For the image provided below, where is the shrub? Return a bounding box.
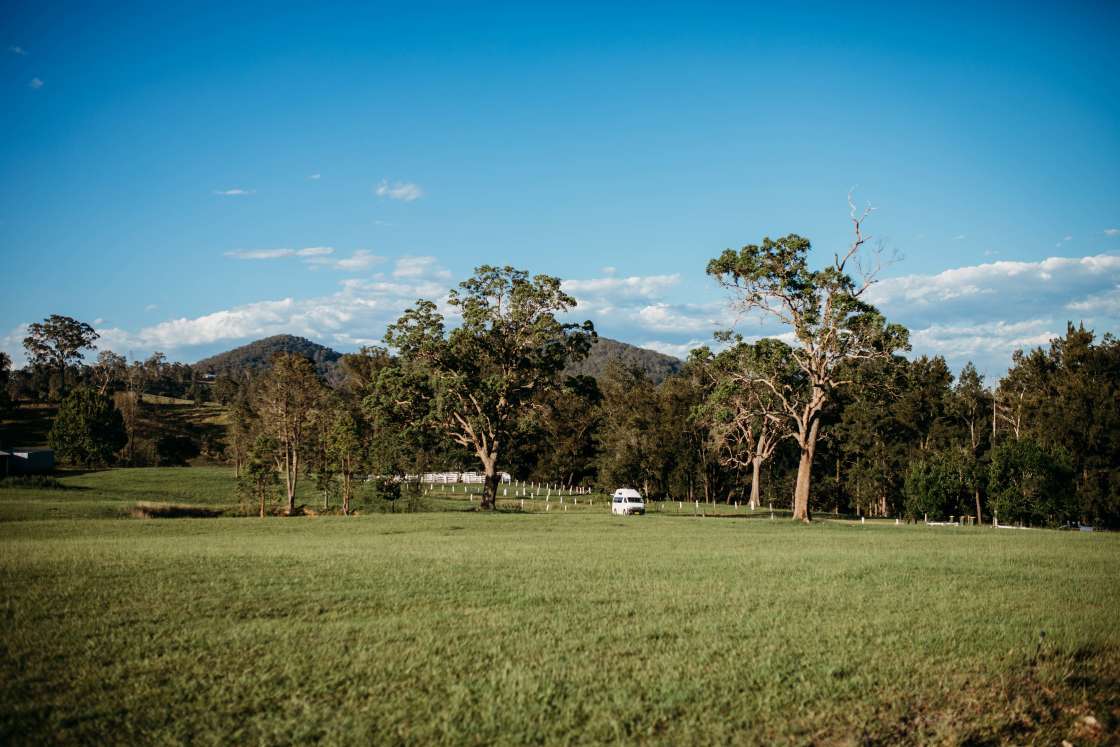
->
[48,386,127,466]
[131,502,222,519]
[903,451,968,521]
[988,439,1075,527]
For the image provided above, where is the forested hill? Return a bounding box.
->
[194,335,343,381]
[566,337,683,383]
[194,334,682,385]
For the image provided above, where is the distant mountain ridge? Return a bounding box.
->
[194,335,343,380]
[566,336,683,384]
[194,334,683,384]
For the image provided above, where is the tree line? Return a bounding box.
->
[7,216,1118,527]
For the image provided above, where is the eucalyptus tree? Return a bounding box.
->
[254,353,325,514]
[240,434,280,518]
[950,362,992,523]
[22,315,99,397]
[384,266,595,509]
[325,399,367,515]
[706,202,909,521]
[699,337,795,509]
[998,324,1120,527]
[92,351,127,395]
[594,362,661,496]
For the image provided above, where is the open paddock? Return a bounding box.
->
[1,481,1117,744]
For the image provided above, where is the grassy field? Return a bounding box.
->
[1,471,1117,745]
[0,468,794,522]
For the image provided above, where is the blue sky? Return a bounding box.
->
[2,1,1118,378]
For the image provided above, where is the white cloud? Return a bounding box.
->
[334,250,382,271]
[1,324,31,367]
[225,248,295,260]
[1106,228,1120,237]
[225,246,337,261]
[213,188,254,196]
[1066,287,1120,315]
[224,246,387,272]
[639,339,710,360]
[908,320,1058,362]
[28,77,43,89]
[867,253,1120,373]
[145,304,159,312]
[563,274,680,299]
[307,249,384,272]
[634,303,723,333]
[953,234,966,240]
[0,258,462,363]
[558,272,730,343]
[393,256,450,280]
[9,45,26,55]
[308,173,321,180]
[867,254,1120,316]
[375,180,423,202]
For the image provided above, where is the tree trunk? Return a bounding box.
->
[792,420,820,523]
[286,447,298,515]
[749,457,762,510]
[259,486,266,519]
[480,456,498,510]
[974,487,982,525]
[342,472,352,516]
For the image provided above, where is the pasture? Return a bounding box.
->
[1,471,1117,745]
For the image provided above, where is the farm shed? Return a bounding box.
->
[0,447,55,476]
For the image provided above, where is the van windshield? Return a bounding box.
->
[628,496,643,503]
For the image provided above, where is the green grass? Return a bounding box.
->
[0,466,238,521]
[0,489,1117,744]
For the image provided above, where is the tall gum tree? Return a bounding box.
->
[384,266,595,509]
[706,201,909,522]
[254,353,325,514]
[22,315,99,397]
[699,337,795,510]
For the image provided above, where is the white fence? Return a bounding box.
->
[404,471,512,484]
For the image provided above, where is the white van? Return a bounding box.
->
[611,488,646,516]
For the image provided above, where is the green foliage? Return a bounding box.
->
[384,266,595,507]
[513,374,603,486]
[988,438,1076,527]
[903,450,968,520]
[706,225,910,520]
[47,386,127,466]
[22,315,99,398]
[998,324,1120,527]
[237,434,279,516]
[253,352,326,514]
